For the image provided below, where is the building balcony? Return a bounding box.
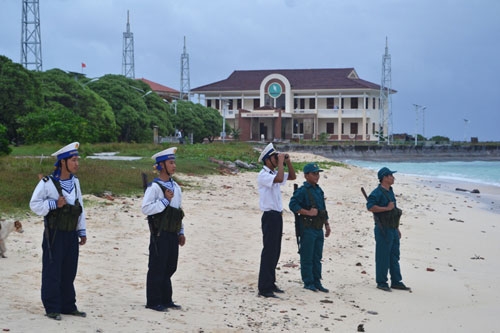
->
[295,109,373,118]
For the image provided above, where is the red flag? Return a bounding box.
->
[81,62,86,68]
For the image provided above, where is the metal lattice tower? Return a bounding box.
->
[180,36,190,100]
[122,10,135,79]
[20,0,43,71]
[379,37,393,144]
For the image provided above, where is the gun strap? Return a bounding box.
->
[304,187,317,208]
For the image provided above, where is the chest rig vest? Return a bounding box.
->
[44,176,82,231]
[300,187,328,229]
[147,181,184,235]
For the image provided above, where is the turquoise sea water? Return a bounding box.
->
[343,160,500,187]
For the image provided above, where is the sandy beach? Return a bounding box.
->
[1,152,499,333]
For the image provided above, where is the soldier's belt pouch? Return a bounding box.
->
[46,201,82,231]
[301,210,327,229]
[149,206,184,233]
[376,208,402,228]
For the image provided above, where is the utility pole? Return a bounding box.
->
[21,0,43,71]
[463,118,470,142]
[413,104,426,146]
[122,10,135,79]
[221,99,227,143]
[379,37,392,144]
[180,36,190,101]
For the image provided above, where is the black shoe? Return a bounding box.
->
[165,302,182,310]
[258,291,278,298]
[146,304,168,312]
[391,283,411,291]
[46,313,61,321]
[316,285,329,293]
[304,284,318,292]
[66,310,86,317]
[273,286,285,293]
[377,285,392,292]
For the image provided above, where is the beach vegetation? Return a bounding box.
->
[0,56,225,146]
[1,142,343,216]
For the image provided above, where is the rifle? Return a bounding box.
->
[361,187,385,236]
[293,183,301,253]
[141,172,149,192]
[142,172,159,256]
[44,219,53,263]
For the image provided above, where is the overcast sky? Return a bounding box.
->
[1,0,499,141]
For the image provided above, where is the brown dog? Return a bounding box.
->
[0,220,24,258]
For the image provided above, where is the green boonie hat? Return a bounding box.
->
[303,163,323,174]
[377,167,397,180]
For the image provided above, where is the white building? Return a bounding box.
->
[191,68,395,142]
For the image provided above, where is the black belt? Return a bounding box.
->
[264,210,282,215]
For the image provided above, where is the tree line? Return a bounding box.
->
[0,55,227,155]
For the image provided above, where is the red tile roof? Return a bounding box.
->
[192,68,390,92]
[138,78,179,93]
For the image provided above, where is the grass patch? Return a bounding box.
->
[1,142,343,217]
[1,142,261,216]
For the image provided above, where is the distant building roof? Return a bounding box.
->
[138,78,179,94]
[192,68,391,92]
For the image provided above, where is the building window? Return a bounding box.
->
[299,99,305,109]
[215,99,220,109]
[341,123,344,134]
[351,97,358,109]
[237,99,242,109]
[265,95,272,106]
[253,99,259,109]
[207,100,212,108]
[326,98,334,109]
[351,122,358,134]
[372,98,376,109]
[227,99,233,110]
[326,122,334,134]
[277,95,285,109]
[341,98,344,109]
[365,98,369,109]
[309,98,315,109]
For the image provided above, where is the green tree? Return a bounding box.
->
[171,101,225,143]
[89,75,173,142]
[17,69,118,143]
[0,55,42,144]
[0,124,12,155]
[430,135,450,143]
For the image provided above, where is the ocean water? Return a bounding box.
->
[343,160,500,187]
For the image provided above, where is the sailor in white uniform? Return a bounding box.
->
[30,142,87,320]
[142,147,186,312]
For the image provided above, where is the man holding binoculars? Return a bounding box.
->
[257,143,296,298]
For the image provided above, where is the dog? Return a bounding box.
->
[0,220,24,258]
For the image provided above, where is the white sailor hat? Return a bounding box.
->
[152,147,177,163]
[51,142,80,162]
[258,142,279,163]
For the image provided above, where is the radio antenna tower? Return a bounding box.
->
[180,36,190,100]
[122,10,135,78]
[20,0,43,71]
[379,37,393,144]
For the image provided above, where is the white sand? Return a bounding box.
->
[1,152,499,332]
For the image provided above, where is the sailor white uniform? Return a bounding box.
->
[30,175,86,236]
[142,179,184,234]
[142,147,185,311]
[256,142,296,298]
[29,142,87,320]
